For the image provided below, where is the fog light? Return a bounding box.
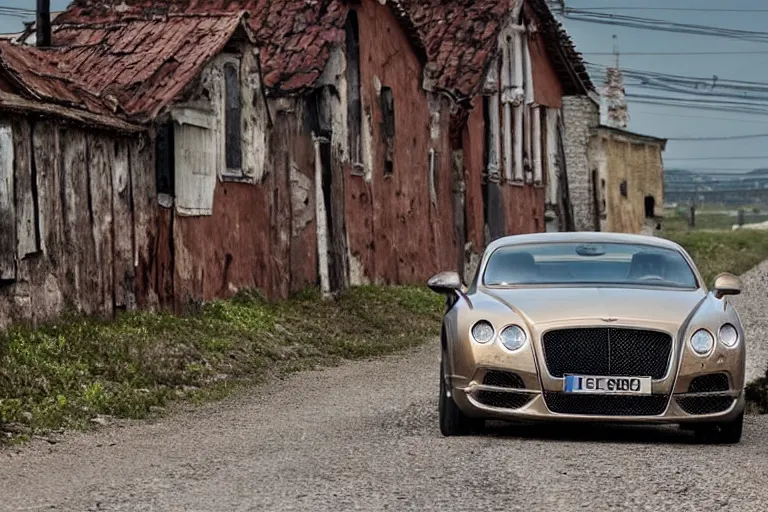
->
[499,325,527,351]
[690,329,714,355]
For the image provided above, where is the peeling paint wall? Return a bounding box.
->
[171,96,316,303]
[589,129,665,234]
[0,116,151,329]
[528,31,564,109]
[343,0,457,286]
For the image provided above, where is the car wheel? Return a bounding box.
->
[693,412,744,444]
[439,355,483,436]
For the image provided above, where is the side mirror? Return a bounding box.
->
[427,271,462,295]
[712,272,741,299]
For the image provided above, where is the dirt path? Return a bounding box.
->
[1,340,767,512]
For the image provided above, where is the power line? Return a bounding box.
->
[628,99,768,115]
[666,133,768,142]
[584,51,768,56]
[564,10,768,43]
[665,156,768,161]
[630,110,768,125]
[575,7,768,13]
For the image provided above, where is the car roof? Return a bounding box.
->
[485,232,685,253]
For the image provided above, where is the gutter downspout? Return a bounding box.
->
[486,61,502,183]
[532,106,542,185]
[523,35,534,184]
[512,28,525,183]
[501,35,513,183]
[313,132,331,298]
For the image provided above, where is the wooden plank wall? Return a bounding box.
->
[0,116,154,328]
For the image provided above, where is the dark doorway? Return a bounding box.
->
[644,195,656,219]
[591,169,601,231]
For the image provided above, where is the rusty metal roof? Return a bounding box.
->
[401,0,594,100]
[56,0,349,96]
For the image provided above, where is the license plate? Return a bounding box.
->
[563,375,652,395]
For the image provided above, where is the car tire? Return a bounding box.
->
[439,356,483,436]
[693,412,744,444]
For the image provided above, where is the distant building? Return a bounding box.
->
[589,126,667,234]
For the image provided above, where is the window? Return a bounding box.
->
[619,180,628,198]
[156,121,175,196]
[380,86,395,176]
[483,242,698,289]
[224,62,242,172]
[345,11,362,168]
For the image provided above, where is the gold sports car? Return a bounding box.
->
[428,232,746,443]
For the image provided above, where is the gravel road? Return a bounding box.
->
[1,338,768,512]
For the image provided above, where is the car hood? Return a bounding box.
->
[480,286,707,328]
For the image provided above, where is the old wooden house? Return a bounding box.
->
[402,0,595,278]
[0,0,461,327]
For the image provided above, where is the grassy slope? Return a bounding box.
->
[663,229,768,286]
[0,287,443,440]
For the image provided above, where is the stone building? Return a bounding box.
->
[589,125,667,235]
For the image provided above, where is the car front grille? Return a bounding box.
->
[543,392,669,416]
[688,373,730,393]
[676,395,735,415]
[475,390,534,409]
[482,370,525,389]
[542,327,672,380]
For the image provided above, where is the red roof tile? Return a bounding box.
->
[400,0,593,99]
[0,12,252,122]
[55,0,349,96]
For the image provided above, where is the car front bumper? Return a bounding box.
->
[446,318,747,425]
[451,385,745,424]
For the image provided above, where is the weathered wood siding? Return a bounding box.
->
[167,55,317,304]
[0,116,154,328]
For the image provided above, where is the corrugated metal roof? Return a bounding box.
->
[400,0,594,100]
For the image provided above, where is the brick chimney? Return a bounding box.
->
[36,0,51,48]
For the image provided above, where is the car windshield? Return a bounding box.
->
[483,242,698,289]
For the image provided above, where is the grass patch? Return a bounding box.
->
[662,230,768,285]
[0,286,443,441]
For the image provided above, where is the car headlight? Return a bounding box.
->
[690,329,714,355]
[499,325,527,351]
[471,320,495,344]
[719,323,739,348]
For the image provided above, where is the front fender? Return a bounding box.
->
[674,293,746,393]
[443,293,540,390]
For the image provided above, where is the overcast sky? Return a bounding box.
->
[0,0,766,174]
[560,0,768,174]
